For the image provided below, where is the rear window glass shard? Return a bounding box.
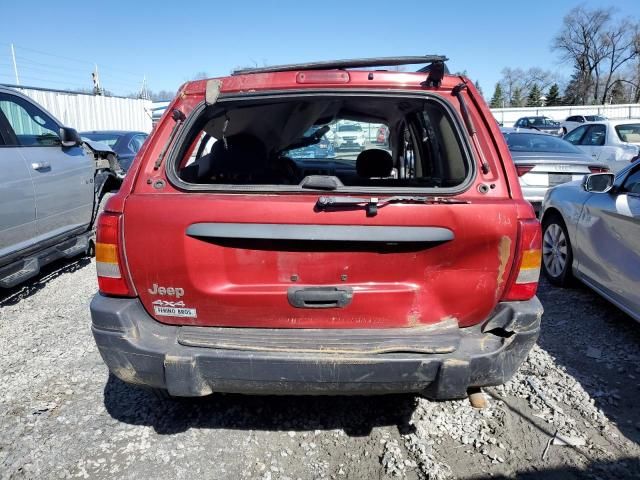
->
[171,93,473,192]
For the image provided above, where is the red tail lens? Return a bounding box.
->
[588,166,610,173]
[516,165,534,177]
[96,212,135,297]
[501,219,542,301]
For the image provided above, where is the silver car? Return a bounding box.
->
[502,128,609,212]
[0,87,118,288]
[540,160,640,322]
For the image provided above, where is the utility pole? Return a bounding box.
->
[92,64,103,95]
[10,43,20,85]
[139,75,150,100]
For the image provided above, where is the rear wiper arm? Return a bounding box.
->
[316,195,468,216]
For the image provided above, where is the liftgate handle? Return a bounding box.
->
[287,286,353,308]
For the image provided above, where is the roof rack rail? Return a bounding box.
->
[231,55,448,76]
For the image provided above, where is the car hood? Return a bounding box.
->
[82,138,115,155]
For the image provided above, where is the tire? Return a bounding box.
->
[88,192,115,257]
[541,214,574,286]
[150,387,174,402]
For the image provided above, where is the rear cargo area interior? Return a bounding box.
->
[176,95,470,189]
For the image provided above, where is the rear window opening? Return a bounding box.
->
[170,94,473,192]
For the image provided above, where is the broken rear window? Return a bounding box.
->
[171,94,473,192]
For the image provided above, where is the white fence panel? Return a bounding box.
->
[4,85,153,133]
[490,104,640,127]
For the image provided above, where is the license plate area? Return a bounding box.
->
[549,173,573,186]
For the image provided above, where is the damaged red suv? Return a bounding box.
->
[90,56,543,400]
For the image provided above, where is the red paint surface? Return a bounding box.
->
[105,69,539,329]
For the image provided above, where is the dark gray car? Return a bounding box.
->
[540,160,640,322]
[513,116,563,136]
[81,130,148,172]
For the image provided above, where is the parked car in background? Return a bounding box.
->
[334,123,366,150]
[90,55,544,401]
[81,130,148,172]
[502,128,609,213]
[0,87,118,288]
[513,116,563,136]
[283,127,335,159]
[560,114,607,134]
[540,160,640,322]
[562,120,640,172]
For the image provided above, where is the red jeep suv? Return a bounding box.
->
[90,56,543,399]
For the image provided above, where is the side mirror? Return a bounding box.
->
[59,127,82,147]
[583,172,615,193]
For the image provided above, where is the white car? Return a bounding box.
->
[334,123,366,151]
[560,114,607,134]
[562,120,640,172]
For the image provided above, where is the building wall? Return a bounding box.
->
[3,84,153,133]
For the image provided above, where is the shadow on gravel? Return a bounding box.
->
[104,374,418,437]
[536,279,640,447]
[0,257,91,307]
[467,456,640,479]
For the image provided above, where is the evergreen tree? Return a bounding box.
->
[563,69,590,105]
[527,83,542,107]
[546,84,561,106]
[511,87,524,107]
[489,83,505,108]
[609,80,627,104]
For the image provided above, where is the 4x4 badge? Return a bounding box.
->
[152,299,185,308]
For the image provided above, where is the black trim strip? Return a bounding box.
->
[186,223,454,243]
[231,56,448,75]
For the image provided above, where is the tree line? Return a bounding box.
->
[490,5,640,108]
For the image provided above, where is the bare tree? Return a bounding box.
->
[499,67,557,106]
[553,6,640,104]
[600,22,640,103]
[552,6,612,103]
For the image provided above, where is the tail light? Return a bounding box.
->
[501,219,542,301]
[516,165,534,177]
[588,166,610,173]
[96,212,135,297]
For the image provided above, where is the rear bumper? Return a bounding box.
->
[90,295,542,399]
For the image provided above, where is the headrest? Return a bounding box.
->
[356,149,393,178]
[210,133,268,177]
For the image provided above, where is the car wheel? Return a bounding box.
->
[541,215,573,286]
[562,127,567,135]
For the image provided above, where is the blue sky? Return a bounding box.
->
[1,0,638,99]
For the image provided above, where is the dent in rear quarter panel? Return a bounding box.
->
[496,236,513,299]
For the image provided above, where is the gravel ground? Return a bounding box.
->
[1,258,639,479]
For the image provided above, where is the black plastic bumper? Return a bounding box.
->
[90,295,542,399]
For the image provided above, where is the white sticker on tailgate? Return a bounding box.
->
[152,300,197,318]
